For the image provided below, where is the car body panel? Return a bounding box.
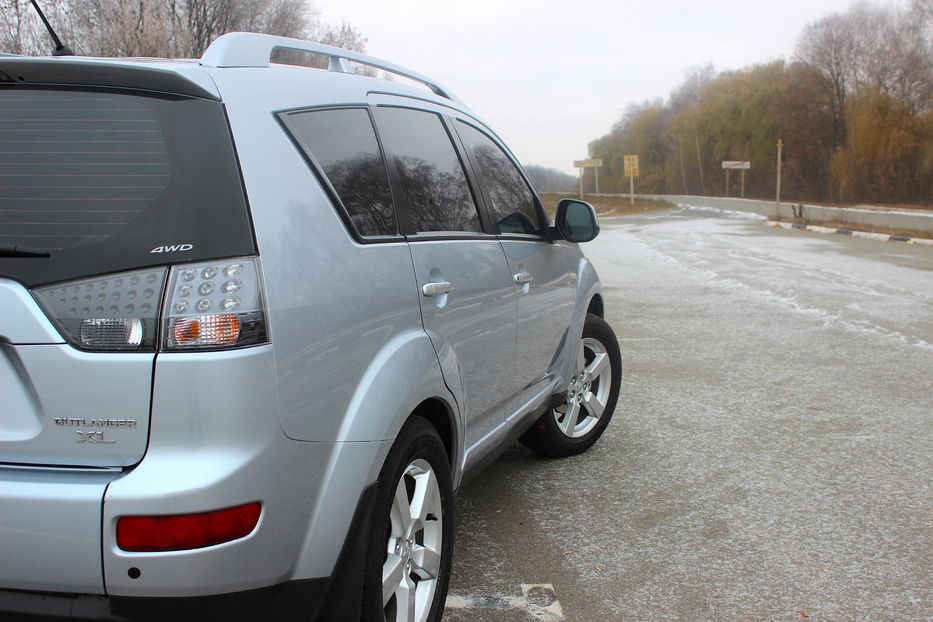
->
[498,238,577,415]
[0,342,153,467]
[0,280,65,344]
[407,239,518,450]
[100,346,390,595]
[0,466,117,593]
[209,70,428,445]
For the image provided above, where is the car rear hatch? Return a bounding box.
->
[0,60,256,469]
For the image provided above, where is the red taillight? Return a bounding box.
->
[116,502,262,552]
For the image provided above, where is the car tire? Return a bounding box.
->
[361,416,454,622]
[521,313,621,458]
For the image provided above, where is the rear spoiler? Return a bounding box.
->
[0,58,220,101]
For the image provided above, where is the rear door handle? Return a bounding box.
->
[513,271,533,284]
[422,281,453,297]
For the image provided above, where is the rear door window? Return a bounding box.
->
[279,107,396,237]
[0,88,254,287]
[374,107,482,234]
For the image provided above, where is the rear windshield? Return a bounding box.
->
[0,87,254,287]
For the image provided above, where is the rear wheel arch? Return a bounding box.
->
[411,398,457,470]
[362,415,454,622]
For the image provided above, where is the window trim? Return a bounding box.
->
[275,104,405,244]
[452,118,552,240]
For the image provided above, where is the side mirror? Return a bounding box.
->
[554,199,600,243]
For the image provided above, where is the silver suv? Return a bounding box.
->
[0,33,621,622]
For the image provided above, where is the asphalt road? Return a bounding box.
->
[444,205,933,621]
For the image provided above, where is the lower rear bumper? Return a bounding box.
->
[0,579,329,622]
[0,482,377,622]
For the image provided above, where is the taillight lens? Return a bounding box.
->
[30,257,267,352]
[33,268,167,350]
[162,258,267,350]
[116,502,262,552]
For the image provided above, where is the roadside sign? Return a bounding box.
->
[623,154,639,205]
[722,161,751,197]
[573,159,603,197]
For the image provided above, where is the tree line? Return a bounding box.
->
[1,0,365,59]
[587,0,932,206]
[524,164,577,192]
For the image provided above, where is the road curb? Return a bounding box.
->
[767,221,933,246]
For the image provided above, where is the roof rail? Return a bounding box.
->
[200,32,462,105]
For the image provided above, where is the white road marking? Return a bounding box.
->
[445,584,564,621]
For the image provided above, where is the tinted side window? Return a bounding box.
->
[374,107,481,234]
[283,108,395,237]
[456,122,542,235]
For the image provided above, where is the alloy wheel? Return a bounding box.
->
[381,458,444,622]
[555,336,612,438]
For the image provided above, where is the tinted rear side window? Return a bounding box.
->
[0,88,254,287]
[374,107,481,234]
[280,108,396,237]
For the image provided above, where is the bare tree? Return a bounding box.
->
[795,10,860,148]
[796,1,933,147]
[1,0,72,54]
[2,0,366,58]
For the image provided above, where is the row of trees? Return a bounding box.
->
[587,0,933,205]
[525,164,577,192]
[1,0,365,58]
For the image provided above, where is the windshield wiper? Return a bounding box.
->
[0,244,51,258]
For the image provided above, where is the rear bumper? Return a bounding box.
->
[0,466,118,594]
[0,483,378,622]
[0,579,329,622]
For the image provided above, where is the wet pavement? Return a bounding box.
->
[445,206,933,621]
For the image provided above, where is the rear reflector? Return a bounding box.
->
[116,502,262,552]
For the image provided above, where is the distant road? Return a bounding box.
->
[446,206,932,621]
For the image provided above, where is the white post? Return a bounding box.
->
[629,172,634,206]
[775,139,783,217]
[594,165,599,195]
[726,168,730,198]
[741,169,745,198]
[578,167,583,199]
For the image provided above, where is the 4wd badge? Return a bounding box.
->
[150,244,193,253]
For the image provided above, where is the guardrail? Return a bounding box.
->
[637,195,933,236]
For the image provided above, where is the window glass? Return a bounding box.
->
[375,107,481,233]
[283,108,395,237]
[456,122,542,235]
[0,88,254,288]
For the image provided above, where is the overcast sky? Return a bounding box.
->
[314,0,859,174]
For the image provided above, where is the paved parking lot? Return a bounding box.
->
[446,206,933,621]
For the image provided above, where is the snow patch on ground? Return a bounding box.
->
[698,269,933,351]
[678,204,767,220]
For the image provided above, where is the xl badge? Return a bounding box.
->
[76,431,116,444]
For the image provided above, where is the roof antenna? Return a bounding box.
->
[29,0,74,56]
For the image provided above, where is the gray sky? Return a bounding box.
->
[314,0,857,174]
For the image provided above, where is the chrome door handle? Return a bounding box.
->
[422,281,453,297]
[513,271,533,284]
